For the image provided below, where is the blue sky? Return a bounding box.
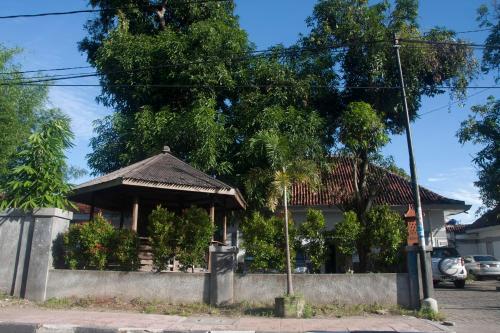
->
[1,0,497,223]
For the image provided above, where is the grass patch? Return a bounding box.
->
[415,307,446,321]
[40,297,445,321]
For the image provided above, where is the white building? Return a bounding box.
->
[447,207,500,258]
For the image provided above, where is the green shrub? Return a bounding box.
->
[297,209,327,273]
[176,206,214,272]
[148,206,179,271]
[148,205,215,272]
[241,211,295,272]
[62,214,140,271]
[110,229,140,271]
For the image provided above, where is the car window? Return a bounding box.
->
[473,255,497,261]
[432,247,459,258]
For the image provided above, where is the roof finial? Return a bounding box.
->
[163,145,171,153]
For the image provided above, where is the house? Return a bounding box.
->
[287,157,471,248]
[447,206,500,258]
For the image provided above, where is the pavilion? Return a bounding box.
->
[68,146,246,243]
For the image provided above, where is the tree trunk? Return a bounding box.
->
[284,185,294,295]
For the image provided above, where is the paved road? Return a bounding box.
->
[435,279,500,333]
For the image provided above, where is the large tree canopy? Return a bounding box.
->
[294,0,477,134]
[82,0,479,214]
[81,0,252,175]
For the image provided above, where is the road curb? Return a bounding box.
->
[0,321,454,333]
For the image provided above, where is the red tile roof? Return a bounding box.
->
[290,156,466,207]
[445,224,467,233]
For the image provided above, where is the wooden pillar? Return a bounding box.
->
[89,193,95,220]
[119,210,124,229]
[208,200,215,272]
[210,202,215,241]
[223,209,228,245]
[132,196,139,232]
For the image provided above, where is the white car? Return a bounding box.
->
[431,247,467,288]
[464,255,500,280]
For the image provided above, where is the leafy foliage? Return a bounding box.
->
[366,205,407,270]
[148,206,179,271]
[148,206,214,272]
[80,0,249,176]
[477,2,500,81]
[0,110,75,211]
[333,206,406,272]
[297,209,327,273]
[457,96,499,210]
[0,45,49,179]
[240,211,296,272]
[333,211,361,257]
[63,215,115,270]
[110,229,141,271]
[62,215,140,271]
[299,0,477,134]
[176,206,214,272]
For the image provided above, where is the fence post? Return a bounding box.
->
[23,208,72,301]
[406,245,421,309]
[209,245,237,306]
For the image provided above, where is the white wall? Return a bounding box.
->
[289,205,449,244]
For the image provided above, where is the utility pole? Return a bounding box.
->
[393,34,436,310]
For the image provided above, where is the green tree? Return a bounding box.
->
[333,206,406,272]
[240,211,295,273]
[297,209,327,273]
[246,128,323,295]
[457,96,499,210]
[0,110,75,210]
[477,2,500,81]
[176,206,214,272]
[80,0,250,175]
[0,45,49,179]
[333,211,361,271]
[367,205,407,270]
[336,101,393,271]
[297,0,477,134]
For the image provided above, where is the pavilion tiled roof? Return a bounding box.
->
[71,147,246,209]
[78,150,233,191]
[290,156,466,207]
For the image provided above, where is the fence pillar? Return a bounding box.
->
[209,245,237,306]
[23,208,72,301]
[406,245,421,309]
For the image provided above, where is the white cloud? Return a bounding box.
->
[423,167,483,224]
[47,86,110,140]
[427,177,447,182]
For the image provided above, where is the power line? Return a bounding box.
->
[0,0,231,19]
[401,38,498,49]
[1,81,498,90]
[1,37,488,78]
[419,88,491,116]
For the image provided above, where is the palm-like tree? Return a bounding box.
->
[247,129,321,295]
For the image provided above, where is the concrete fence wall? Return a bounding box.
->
[234,273,411,307]
[47,270,210,303]
[0,208,418,309]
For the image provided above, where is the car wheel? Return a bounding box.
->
[454,280,466,288]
